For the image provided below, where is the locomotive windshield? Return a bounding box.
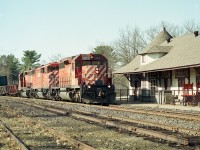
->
[82,60,106,66]
[47,66,59,73]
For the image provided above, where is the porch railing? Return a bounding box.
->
[115,89,200,106]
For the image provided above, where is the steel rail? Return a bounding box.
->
[70,113,189,145]
[106,115,200,136]
[100,105,200,122]
[17,101,190,145]
[0,120,30,150]
[21,117,95,150]
[72,110,200,136]
[4,100,95,150]
[6,97,199,146]
[7,98,200,136]
[6,96,200,121]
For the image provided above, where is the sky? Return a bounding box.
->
[0,0,200,63]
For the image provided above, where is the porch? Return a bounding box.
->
[115,88,200,107]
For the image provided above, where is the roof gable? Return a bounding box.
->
[140,28,173,55]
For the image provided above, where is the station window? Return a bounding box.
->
[142,55,146,63]
[149,72,157,78]
[150,79,157,96]
[175,68,189,78]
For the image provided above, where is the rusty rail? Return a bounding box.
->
[29,96,200,121]
[104,105,200,121]
[8,98,199,146]
[18,101,190,145]
[70,113,189,145]
[8,101,95,150]
[0,120,30,150]
[22,117,95,150]
[73,110,200,136]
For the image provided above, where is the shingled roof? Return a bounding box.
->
[134,33,200,73]
[114,29,200,74]
[139,27,173,54]
[113,55,140,74]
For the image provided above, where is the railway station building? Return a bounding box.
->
[114,28,200,105]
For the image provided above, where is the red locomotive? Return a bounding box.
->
[18,62,59,99]
[18,53,116,104]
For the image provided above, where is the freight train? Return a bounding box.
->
[0,76,18,96]
[0,53,116,104]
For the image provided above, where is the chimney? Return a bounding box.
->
[166,38,170,43]
[194,31,199,37]
[163,27,166,31]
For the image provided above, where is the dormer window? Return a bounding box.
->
[142,55,146,63]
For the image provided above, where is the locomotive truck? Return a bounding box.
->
[18,53,116,104]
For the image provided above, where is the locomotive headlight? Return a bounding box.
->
[95,67,99,74]
[108,85,111,88]
[88,85,91,88]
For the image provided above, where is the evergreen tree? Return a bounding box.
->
[92,45,118,71]
[21,50,41,71]
[0,54,20,84]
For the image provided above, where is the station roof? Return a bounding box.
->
[114,29,200,74]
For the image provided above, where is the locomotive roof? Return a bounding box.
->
[60,53,107,62]
[60,55,77,62]
[36,62,59,69]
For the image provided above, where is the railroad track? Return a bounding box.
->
[0,100,95,150]
[16,98,200,136]
[104,105,200,122]
[0,116,75,150]
[4,96,199,121]
[8,97,200,147]
[3,97,174,149]
[0,120,29,150]
[2,96,200,149]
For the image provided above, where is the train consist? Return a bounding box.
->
[0,53,116,104]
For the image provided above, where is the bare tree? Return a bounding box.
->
[146,21,185,41]
[160,21,185,37]
[48,54,63,62]
[145,26,159,42]
[146,20,200,42]
[113,25,146,89]
[114,25,146,67]
[184,19,200,33]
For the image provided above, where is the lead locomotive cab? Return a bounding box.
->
[58,53,116,104]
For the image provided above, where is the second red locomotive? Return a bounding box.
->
[18,53,116,104]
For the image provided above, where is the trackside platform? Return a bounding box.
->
[115,100,200,112]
